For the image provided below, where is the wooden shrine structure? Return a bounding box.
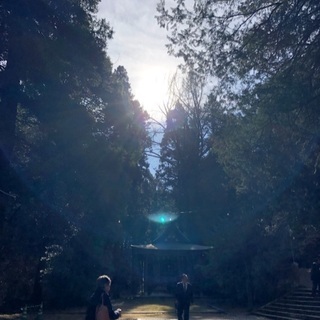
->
[131,220,213,295]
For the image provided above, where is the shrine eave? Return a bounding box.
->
[131,243,213,251]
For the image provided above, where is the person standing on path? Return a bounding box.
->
[311,256,320,296]
[175,274,193,320]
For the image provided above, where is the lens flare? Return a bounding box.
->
[147,211,178,224]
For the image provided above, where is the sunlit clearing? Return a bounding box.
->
[148,211,178,224]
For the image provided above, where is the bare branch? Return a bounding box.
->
[0,189,17,200]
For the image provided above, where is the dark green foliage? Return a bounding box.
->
[157,0,320,307]
[0,0,151,311]
[156,73,234,244]
[1,0,319,310]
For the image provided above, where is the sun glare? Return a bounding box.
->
[134,67,172,120]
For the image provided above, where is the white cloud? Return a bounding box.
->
[97,0,181,117]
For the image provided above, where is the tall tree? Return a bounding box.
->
[0,0,152,309]
[0,0,113,157]
[157,0,320,240]
[156,0,320,305]
[156,72,233,242]
[157,72,209,211]
[40,64,153,307]
[156,0,320,97]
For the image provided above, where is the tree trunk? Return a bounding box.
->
[0,10,21,160]
[244,259,254,311]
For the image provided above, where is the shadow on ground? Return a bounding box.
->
[0,297,266,320]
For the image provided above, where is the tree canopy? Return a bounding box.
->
[1,0,320,312]
[156,0,320,307]
[0,0,152,310]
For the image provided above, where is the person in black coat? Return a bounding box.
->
[311,256,320,297]
[85,275,122,320]
[175,274,193,320]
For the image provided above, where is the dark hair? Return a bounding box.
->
[96,275,111,290]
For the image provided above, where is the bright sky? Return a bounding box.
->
[98,0,180,120]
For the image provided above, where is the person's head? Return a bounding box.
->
[96,275,112,293]
[181,273,188,283]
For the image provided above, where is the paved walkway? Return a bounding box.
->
[124,311,268,320]
[191,313,266,319]
[131,316,267,320]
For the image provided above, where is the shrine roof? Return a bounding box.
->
[131,222,213,251]
[131,243,213,251]
[153,222,191,244]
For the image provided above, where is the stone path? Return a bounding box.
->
[132,317,266,320]
[124,311,268,320]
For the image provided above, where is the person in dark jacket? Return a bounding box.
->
[175,274,193,320]
[311,256,320,297]
[85,275,122,320]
